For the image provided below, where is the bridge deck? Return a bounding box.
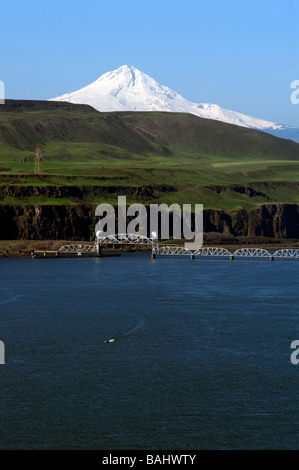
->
[27,235,299,260]
[154,246,299,259]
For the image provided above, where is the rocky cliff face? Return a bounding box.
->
[0,205,96,240]
[0,203,299,240]
[0,184,177,201]
[204,204,299,239]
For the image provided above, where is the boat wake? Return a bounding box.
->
[104,317,145,344]
[122,317,146,337]
[0,294,22,305]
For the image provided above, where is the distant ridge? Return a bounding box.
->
[1,99,299,163]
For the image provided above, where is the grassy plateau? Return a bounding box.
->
[0,100,299,211]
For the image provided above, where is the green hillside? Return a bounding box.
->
[1,99,299,211]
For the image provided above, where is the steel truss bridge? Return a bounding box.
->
[57,235,299,260]
[57,234,156,256]
[96,233,155,247]
[154,245,299,259]
[58,244,97,254]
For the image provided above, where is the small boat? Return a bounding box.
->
[104,336,119,343]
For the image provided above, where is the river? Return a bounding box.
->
[0,254,298,449]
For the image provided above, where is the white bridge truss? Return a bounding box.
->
[272,249,299,258]
[97,233,156,247]
[194,247,232,257]
[59,244,97,254]
[57,235,299,260]
[155,246,232,257]
[153,245,299,259]
[233,248,271,258]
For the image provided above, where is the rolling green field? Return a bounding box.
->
[1,100,299,211]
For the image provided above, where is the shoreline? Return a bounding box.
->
[1,237,299,258]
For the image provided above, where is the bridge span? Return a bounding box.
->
[153,245,299,260]
[94,233,299,260]
[32,235,299,260]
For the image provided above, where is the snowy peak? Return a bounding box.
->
[192,102,285,131]
[51,65,190,114]
[50,65,290,133]
[96,65,140,91]
[92,64,182,111]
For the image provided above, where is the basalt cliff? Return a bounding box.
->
[1,201,298,241]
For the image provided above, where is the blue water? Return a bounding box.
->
[0,254,298,449]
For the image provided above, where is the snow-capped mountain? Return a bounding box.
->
[50,65,297,140]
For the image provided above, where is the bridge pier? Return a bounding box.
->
[230,255,234,260]
[190,254,195,260]
[270,256,274,261]
[151,253,156,259]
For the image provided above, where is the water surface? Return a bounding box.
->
[0,254,298,449]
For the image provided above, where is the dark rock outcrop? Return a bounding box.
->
[206,184,269,199]
[0,184,177,201]
[1,203,299,240]
[0,205,96,241]
[230,185,269,199]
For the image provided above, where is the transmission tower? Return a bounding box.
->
[35,144,43,173]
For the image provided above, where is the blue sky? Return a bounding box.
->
[1,0,299,126]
